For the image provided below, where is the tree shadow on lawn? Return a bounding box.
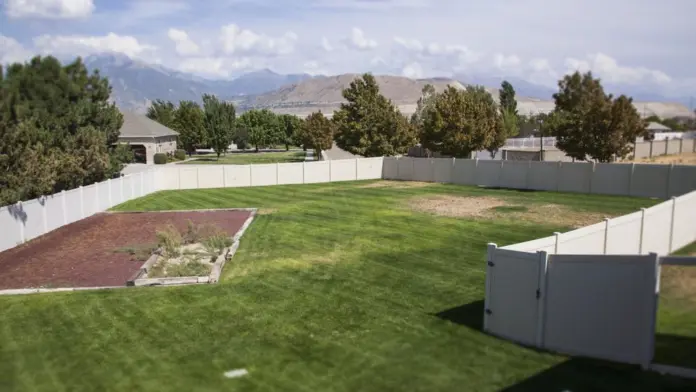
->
[434,301,696,391]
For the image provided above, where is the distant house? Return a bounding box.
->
[646,122,671,133]
[117,111,178,164]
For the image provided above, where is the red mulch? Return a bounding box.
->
[0,210,252,290]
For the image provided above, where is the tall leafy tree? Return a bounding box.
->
[333,73,416,157]
[173,101,206,155]
[410,84,437,129]
[202,94,235,159]
[237,109,283,151]
[499,81,518,116]
[279,114,303,150]
[547,71,646,162]
[146,100,176,128]
[0,56,125,205]
[297,111,334,158]
[421,85,503,158]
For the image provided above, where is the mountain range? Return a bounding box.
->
[83,54,694,119]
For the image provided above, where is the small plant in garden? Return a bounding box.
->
[203,232,233,255]
[156,224,182,257]
[166,260,212,277]
[113,243,158,261]
[183,220,201,244]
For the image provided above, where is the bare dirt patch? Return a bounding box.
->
[0,210,251,289]
[661,265,696,306]
[635,152,696,165]
[408,196,610,228]
[359,180,433,189]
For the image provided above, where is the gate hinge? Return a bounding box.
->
[536,289,541,299]
[485,308,492,315]
[487,261,495,267]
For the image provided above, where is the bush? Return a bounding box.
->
[156,224,182,257]
[153,153,167,164]
[174,149,186,160]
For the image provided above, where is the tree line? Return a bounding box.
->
[0,56,132,206]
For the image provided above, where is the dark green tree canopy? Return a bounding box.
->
[173,101,206,155]
[236,109,283,152]
[298,111,334,158]
[147,100,176,129]
[202,94,236,158]
[333,73,416,157]
[420,85,503,158]
[0,55,128,205]
[499,81,517,116]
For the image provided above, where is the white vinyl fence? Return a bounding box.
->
[0,170,159,253]
[383,157,696,199]
[484,189,696,367]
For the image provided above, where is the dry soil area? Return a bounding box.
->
[635,152,696,165]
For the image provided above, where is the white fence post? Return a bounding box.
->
[140,172,144,196]
[61,190,67,224]
[79,186,85,219]
[276,163,280,184]
[355,158,359,180]
[196,167,200,189]
[178,168,182,190]
[17,202,24,243]
[120,176,125,202]
[329,160,333,182]
[668,197,677,253]
[588,162,596,194]
[536,250,549,348]
[628,163,635,196]
[41,197,48,234]
[553,232,561,254]
[603,218,610,254]
[223,166,227,187]
[639,208,647,254]
[483,243,497,332]
[108,179,113,207]
[249,164,253,186]
[302,162,306,184]
[94,182,99,213]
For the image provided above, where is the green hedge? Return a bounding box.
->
[153,153,167,164]
[174,149,186,161]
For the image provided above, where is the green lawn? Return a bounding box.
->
[1,181,695,391]
[180,151,306,165]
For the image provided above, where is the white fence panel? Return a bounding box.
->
[557,163,592,194]
[475,161,502,188]
[591,164,631,196]
[605,211,642,254]
[305,161,330,184]
[413,159,433,182]
[64,188,82,224]
[631,164,669,198]
[277,163,304,185]
[667,140,680,154]
[672,193,696,251]
[330,159,357,182]
[452,159,476,185]
[224,165,252,187]
[668,165,696,198]
[44,194,64,232]
[0,207,21,251]
[396,158,415,181]
[556,222,606,255]
[432,158,453,183]
[382,157,399,180]
[543,254,658,367]
[357,157,383,180]
[198,166,225,189]
[20,199,44,243]
[97,181,111,211]
[250,164,277,186]
[527,162,559,191]
[499,161,528,189]
[178,168,199,189]
[82,184,99,217]
[503,235,556,254]
[110,177,124,205]
[157,167,180,190]
[485,247,544,347]
[640,202,672,255]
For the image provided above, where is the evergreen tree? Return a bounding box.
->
[499,81,518,116]
[333,73,416,157]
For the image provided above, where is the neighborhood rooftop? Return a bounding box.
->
[119,111,179,138]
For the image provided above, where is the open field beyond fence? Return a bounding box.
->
[1,181,694,391]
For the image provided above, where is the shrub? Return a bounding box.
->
[203,232,233,255]
[174,149,186,160]
[156,224,182,257]
[153,153,167,164]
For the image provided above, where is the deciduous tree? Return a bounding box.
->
[421,85,503,158]
[297,111,334,158]
[333,73,416,157]
[499,81,517,116]
[173,101,206,155]
[202,94,235,159]
[279,114,303,150]
[147,100,176,128]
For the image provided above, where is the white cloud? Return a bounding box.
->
[394,37,423,52]
[344,28,377,50]
[321,37,333,52]
[219,24,297,56]
[5,0,94,19]
[493,53,521,70]
[33,33,156,58]
[402,62,423,79]
[177,57,252,78]
[0,35,33,64]
[529,58,552,73]
[168,28,199,56]
[565,53,672,85]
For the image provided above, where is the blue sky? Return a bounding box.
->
[1,0,695,97]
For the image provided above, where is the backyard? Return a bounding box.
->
[181,151,306,165]
[1,180,695,391]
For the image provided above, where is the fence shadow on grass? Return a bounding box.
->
[654,333,696,370]
[434,300,484,331]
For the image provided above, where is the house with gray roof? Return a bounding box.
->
[117,111,179,164]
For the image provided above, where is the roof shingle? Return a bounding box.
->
[118,111,179,138]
